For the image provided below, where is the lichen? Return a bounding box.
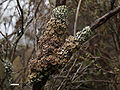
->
[2,59,13,84]
[51,5,68,24]
[76,26,93,44]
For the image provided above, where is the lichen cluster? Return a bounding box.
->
[26,5,68,86]
[2,60,13,84]
[51,5,68,23]
[57,26,93,63]
[76,26,93,44]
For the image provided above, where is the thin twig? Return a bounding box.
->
[50,54,75,90]
[11,0,24,62]
[73,0,82,37]
[1,0,11,17]
[57,58,78,90]
[72,63,82,81]
[0,0,8,5]
[72,80,119,84]
[16,0,24,33]
[0,31,6,39]
[33,0,42,51]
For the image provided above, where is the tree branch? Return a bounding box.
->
[11,0,24,62]
[16,0,24,33]
[90,5,120,31]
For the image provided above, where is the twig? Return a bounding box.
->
[33,0,42,51]
[16,0,24,33]
[57,58,78,90]
[0,0,8,5]
[72,63,82,81]
[72,80,119,84]
[73,0,82,37]
[50,54,75,90]
[0,31,6,39]
[73,61,93,81]
[1,0,11,17]
[11,0,24,62]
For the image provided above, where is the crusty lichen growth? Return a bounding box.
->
[57,26,94,64]
[26,5,68,86]
[51,5,68,23]
[76,26,93,44]
[2,59,13,84]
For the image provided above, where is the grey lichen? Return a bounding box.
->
[2,59,13,84]
[75,26,93,44]
[51,5,68,23]
[58,26,94,64]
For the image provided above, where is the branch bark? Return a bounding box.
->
[90,6,120,31]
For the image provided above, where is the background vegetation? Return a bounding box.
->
[0,0,120,90]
